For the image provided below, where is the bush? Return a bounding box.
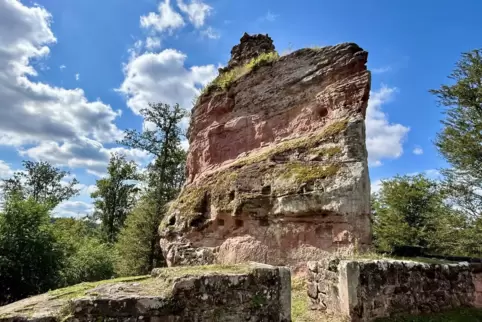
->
[52,218,115,286]
[0,197,64,305]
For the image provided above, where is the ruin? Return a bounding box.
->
[159,33,372,267]
[0,264,291,322]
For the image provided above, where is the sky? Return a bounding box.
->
[0,0,481,217]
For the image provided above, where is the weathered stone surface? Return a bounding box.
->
[307,258,482,321]
[160,33,372,267]
[0,264,290,322]
[220,33,275,73]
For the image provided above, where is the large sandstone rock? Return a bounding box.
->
[160,33,372,267]
[0,264,291,322]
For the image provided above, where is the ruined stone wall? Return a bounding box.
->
[0,264,291,322]
[160,33,372,268]
[308,259,482,322]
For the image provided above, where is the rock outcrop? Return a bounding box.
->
[0,264,291,322]
[160,33,372,267]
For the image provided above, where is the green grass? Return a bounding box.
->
[201,51,280,95]
[48,275,150,300]
[246,51,280,70]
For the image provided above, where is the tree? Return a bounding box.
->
[0,197,64,305]
[91,153,141,243]
[371,175,455,254]
[431,49,482,218]
[1,161,79,209]
[52,218,115,286]
[119,102,186,271]
[114,197,158,276]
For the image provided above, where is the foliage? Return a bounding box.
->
[114,198,161,276]
[1,161,79,209]
[91,153,141,243]
[119,102,187,271]
[371,175,455,254]
[52,218,115,286]
[246,51,279,70]
[0,197,64,305]
[431,49,482,219]
[204,51,280,94]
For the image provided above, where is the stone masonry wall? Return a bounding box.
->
[0,264,291,322]
[308,259,482,322]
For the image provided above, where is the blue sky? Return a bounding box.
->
[0,0,480,216]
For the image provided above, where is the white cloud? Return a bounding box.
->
[118,48,217,115]
[75,73,80,81]
[366,85,410,166]
[146,36,161,50]
[0,0,123,147]
[53,200,94,218]
[372,66,392,74]
[0,160,15,179]
[200,26,219,39]
[177,0,212,28]
[413,146,423,155]
[371,179,382,194]
[60,64,66,71]
[19,137,150,177]
[140,0,185,33]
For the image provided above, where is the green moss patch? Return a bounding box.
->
[202,51,280,96]
[278,163,340,184]
[48,275,150,300]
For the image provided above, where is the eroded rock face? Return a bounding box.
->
[0,264,291,322]
[160,33,372,267]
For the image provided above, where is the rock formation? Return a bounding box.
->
[160,33,372,267]
[0,264,291,322]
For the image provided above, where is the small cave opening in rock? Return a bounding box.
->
[168,216,176,226]
[259,218,269,226]
[261,185,271,195]
[190,216,206,228]
[217,218,225,227]
[318,106,328,118]
[235,219,244,228]
[229,190,235,201]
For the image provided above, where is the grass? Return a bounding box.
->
[246,51,280,70]
[202,51,280,96]
[48,275,150,300]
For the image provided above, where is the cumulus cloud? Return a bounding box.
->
[366,85,410,166]
[0,160,15,179]
[118,48,217,115]
[53,200,94,218]
[140,0,185,33]
[19,137,150,177]
[413,146,423,155]
[75,73,80,81]
[60,64,66,70]
[0,0,123,147]
[146,37,161,50]
[176,0,212,28]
